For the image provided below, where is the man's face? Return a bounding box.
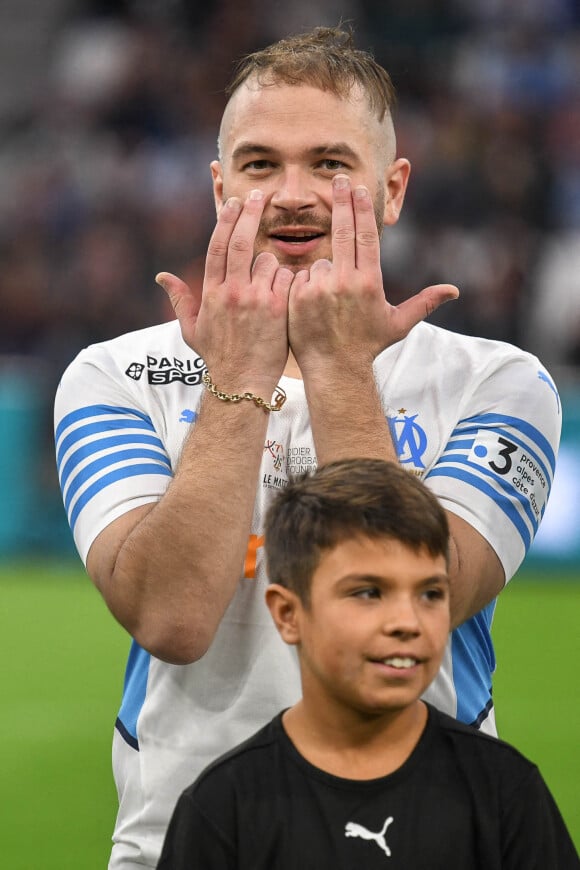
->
[293,536,450,718]
[212,81,406,272]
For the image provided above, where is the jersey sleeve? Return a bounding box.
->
[501,767,580,869]
[424,353,561,581]
[54,346,173,564]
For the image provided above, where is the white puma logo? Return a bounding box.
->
[345,816,394,857]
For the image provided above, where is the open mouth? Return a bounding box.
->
[369,655,422,670]
[382,657,418,669]
[270,231,324,244]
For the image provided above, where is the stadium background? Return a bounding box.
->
[0,1,578,866]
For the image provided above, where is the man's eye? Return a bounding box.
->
[320,159,347,171]
[243,160,272,171]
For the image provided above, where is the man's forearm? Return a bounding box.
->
[94,392,271,663]
[303,361,397,466]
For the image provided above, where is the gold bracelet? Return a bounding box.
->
[202,371,287,412]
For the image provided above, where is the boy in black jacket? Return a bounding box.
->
[158,459,578,869]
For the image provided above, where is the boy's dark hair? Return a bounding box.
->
[264,458,449,605]
[225,26,396,122]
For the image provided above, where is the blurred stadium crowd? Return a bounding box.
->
[1,0,579,553]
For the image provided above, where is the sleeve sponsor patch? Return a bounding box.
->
[467,429,549,522]
[428,413,556,553]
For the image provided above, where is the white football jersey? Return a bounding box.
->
[54,319,561,869]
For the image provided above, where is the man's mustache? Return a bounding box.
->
[259,213,331,234]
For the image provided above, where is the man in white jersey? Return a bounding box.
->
[54,27,561,870]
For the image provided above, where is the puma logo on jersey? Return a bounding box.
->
[345,816,394,857]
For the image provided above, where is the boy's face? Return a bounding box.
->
[270,536,450,718]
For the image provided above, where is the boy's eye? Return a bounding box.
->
[423,587,447,603]
[352,587,381,600]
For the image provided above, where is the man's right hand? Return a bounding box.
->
[156,190,292,397]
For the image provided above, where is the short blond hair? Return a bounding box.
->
[225,26,396,123]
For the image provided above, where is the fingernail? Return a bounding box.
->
[333,175,349,189]
[248,189,264,201]
[354,185,368,198]
[155,273,168,290]
[226,197,242,211]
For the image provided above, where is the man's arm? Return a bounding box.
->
[85,191,292,664]
[87,394,273,664]
[289,174,502,627]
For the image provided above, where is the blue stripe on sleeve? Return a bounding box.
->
[55,404,153,442]
[444,438,475,452]
[63,448,172,513]
[427,466,532,551]
[58,433,166,489]
[56,417,156,467]
[68,463,171,531]
[432,452,539,533]
[56,405,174,533]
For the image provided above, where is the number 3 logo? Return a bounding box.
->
[489,437,517,475]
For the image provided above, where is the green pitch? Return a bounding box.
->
[1,561,578,868]
[0,561,129,870]
[492,570,580,851]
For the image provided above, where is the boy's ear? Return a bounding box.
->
[265,584,302,646]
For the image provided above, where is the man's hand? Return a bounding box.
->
[288,174,459,375]
[157,190,292,396]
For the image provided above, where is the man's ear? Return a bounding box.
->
[210,160,224,216]
[265,584,302,646]
[383,157,411,226]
